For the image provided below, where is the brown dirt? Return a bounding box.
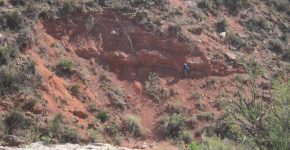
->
[25,7,250,149]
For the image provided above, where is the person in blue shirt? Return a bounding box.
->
[183,63,189,77]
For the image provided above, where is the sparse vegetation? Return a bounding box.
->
[188,27,203,35]
[97,111,109,123]
[10,0,26,6]
[59,0,78,16]
[87,103,97,112]
[57,59,74,76]
[123,115,142,137]
[268,38,284,53]
[222,0,250,15]
[44,113,81,144]
[216,19,228,33]
[69,84,81,98]
[0,0,4,6]
[5,10,24,31]
[162,113,184,139]
[203,79,216,90]
[227,31,245,50]
[0,46,17,65]
[274,0,290,12]
[17,27,35,50]
[189,141,200,150]
[196,112,215,122]
[145,72,169,102]
[246,18,269,32]
[4,110,33,134]
[0,69,17,93]
[22,98,39,111]
[0,0,288,148]
[99,71,127,110]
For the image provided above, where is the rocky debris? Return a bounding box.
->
[224,51,237,61]
[132,81,143,94]
[75,48,100,60]
[72,110,88,119]
[2,135,26,146]
[0,142,134,150]
[219,32,227,38]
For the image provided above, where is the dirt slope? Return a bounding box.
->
[0,0,289,149]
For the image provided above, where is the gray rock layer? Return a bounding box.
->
[0,142,134,150]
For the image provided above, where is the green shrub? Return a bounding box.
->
[182,131,193,144]
[99,71,126,110]
[98,0,106,6]
[97,111,109,123]
[0,69,16,93]
[198,0,210,9]
[57,59,74,75]
[283,48,290,60]
[17,27,35,50]
[107,87,126,110]
[189,6,205,21]
[87,103,97,112]
[196,112,215,122]
[4,111,33,134]
[22,98,38,111]
[123,115,142,136]
[246,18,269,32]
[204,79,216,90]
[24,3,39,20]
[106,122,120,135]
[10,0,26,6]
[200,136,247,150]
[167,25,182,37]
[45,113,80,143]
[245,58,263,81]
[188,27,203,35]
[27,58,36,74]
[5,10,24,31]
[113,135,123,146]
[222,0,250,14]
[227,31,245,49]
[48,113,64,135]
[216,19,228,33]
[130,0,145,6]
[59,0,78,16]
[59,128,80,143]
[274,0,290,12]
[0,46,17,65]
[164,113,184,139]
[70,84,81,98]
[268,38,284,53]
[145,72,169,102]
[0,0,5,6]
[189,141,200,150]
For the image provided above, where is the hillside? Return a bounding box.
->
[0,0,289,149]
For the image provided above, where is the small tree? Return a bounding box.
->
[225,77,290,149]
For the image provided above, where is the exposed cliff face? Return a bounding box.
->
[42,10,245,79]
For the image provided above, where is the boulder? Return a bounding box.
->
[219,32,227,38]
[72,110,88,119]
[224,51,237,61]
